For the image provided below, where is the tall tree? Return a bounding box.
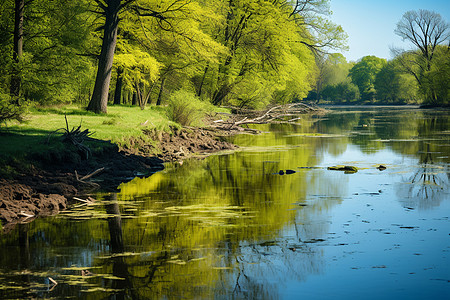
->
[10,0,24,102]
[393,9,450,104]
[286,0,348,54]
[87,0,213,113]
[87,0,122,113]
[374,62,401,103]
[200,0,347,108]
[205,0,320,107]
[348,55,386,101]
[313,53,352,100]
[0,0,96,105]
[113,66,123,105]
[375,59,419,104]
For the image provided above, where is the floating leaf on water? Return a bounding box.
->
[111,252,140,258]
[0,285,28,290]
[97,274,126,280]
[97,252,141,259]
[351,132,375,136]
[61,266,101,271]
[285,133,348,138]
[62,280,89,286]
[139,212,160,218]
[188,257,207,262]
[80,287,122,293]
[60,274,92,280]
[167,259,187,265]
[7,270,55,277]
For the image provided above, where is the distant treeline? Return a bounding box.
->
[307,10,450,107]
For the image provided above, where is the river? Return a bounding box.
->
[0,107,449,299]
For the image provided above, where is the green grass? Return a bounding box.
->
[0,104,177,159]
[0,103,232,170]
[26,105,175,140]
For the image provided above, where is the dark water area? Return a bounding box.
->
[1,107,449,299]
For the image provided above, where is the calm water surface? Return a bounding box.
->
[1,107,449,299]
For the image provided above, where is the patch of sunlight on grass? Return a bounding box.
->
[0,104,173,157]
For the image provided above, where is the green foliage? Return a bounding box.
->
[0,0,97,105]
[374,61,419,103]
[348,56,387,101]
[190,0,339,107]
[0,1,13,92]
[0,0,348,112]
[323,54,354,86]
[166,89,212,126]
[312,53,354,101]
[374,62,402,103]
[420,46,450,105]
[0,93,26,124]
[321,82,360,103]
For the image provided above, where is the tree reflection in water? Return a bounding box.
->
[398,143,449,210]
[105,193,138,299]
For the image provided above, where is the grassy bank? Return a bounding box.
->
[0,105,179,156]
[0,104,189,178]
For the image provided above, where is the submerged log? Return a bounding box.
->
[328,166,358,173]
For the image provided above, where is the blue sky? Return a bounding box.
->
[328,0,450,62]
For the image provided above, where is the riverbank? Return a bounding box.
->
[0,127,237,231]
[0,105,239,231]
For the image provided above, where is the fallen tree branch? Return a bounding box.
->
[210,103,325,131]
[80,167,105,181]
[75,175,101,188]
[18,211,35,218]
[73,196,96,204]
[73,197,89,203]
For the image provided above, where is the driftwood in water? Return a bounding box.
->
[80,167,105,181]
[74,168,102,188]
[210,103,325,131]
[327,165,358,173]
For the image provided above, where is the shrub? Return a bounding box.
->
[166,90,212,126]
[0,93,26,125]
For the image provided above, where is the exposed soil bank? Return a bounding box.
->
[0,127,237,231]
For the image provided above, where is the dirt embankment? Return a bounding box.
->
[0,127,237,232]
[123,127,238,161]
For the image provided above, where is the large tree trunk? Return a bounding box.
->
[113,67,123,105]
[10,0,24,103]
[211,83,232,105]
[87,0,121,113]
[196,65,209,97]
[132,92,137,106]
[156,77,166,106]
